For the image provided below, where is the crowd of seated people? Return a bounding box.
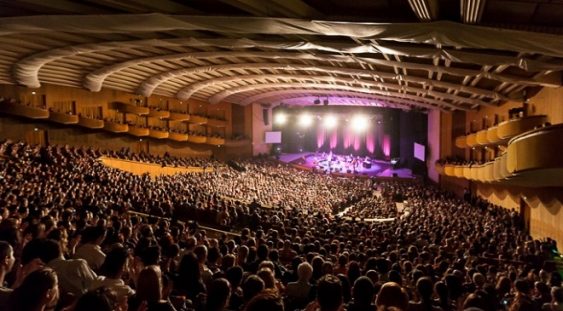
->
[435,157,487,167]
[340,192,399,220]
[107,148,219,168]
[188,157,370,214]
[0,140,561,311]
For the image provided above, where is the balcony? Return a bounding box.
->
[207,137,226,145]
[188,135,207,144]
[0,102,49,119]
[78,116,104,129]
[455,115,547,148]
[436,124,563,187]
[466,133,478,147]
[505,123,563,187]
[475,129,488,145]
[444,164,456,176]
[486,127,499,144]
[189,115,208,125]
[149,129,169,139]
[435,163,445,174]
[497,115,547,140]
[453,165,464,178]
[127,125,149,137]
[49,111,79,124]
[454,136,467,149]
[207,118,227,127]
[168,132,189,142]
[114,102,149,115]
[104,121,129,133]
[462,166,472,179]
[168,112,190,121]
[148,109,170,119]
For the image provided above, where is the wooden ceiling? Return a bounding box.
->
[0,0,561,111]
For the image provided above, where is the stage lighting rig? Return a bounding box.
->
[298,113,313,127]
[351,115,370,133]
[323,115,338,129]
[274,112,287,125]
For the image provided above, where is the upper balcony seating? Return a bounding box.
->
[437,123,563,187]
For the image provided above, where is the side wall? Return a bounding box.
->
[0,83,254,159]
[250,104,272,156]
[440,87,563,246]
[427,109,440,183]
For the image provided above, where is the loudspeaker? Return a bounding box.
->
[263,108,269,126]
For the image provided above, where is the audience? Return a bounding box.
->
[0,139,561,311]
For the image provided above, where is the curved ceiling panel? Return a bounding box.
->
[1,13,562,111]
[238,87,463,110]
[242,90,443,111]
[206,81,488,108]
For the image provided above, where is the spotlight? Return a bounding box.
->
[351,115,369,133]
[274,113,287,125]
[323,115,338,129]
[298,113,313,127]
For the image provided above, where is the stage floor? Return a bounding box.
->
[279,152,414,178]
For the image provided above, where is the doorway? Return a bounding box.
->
[25,128,48,146]
[519,197,531,235]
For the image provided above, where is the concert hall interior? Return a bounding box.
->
[0,1,563,311]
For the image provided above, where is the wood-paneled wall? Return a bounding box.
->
[475,184,563,247]
[0,83,253,159]
[440,86,563,246]
[249,103,272,156]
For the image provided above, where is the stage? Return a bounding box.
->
[279,152,414,178]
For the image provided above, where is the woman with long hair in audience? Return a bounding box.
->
[7,267,59,311]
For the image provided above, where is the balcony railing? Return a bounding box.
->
[127,125,149,137]
[168,132,189,142]
[455,115,547,148]
[147,110,170,119]
[104,121,129,133]
[168,112,190,121]
[207,118,227,127]
[148,129,169,139]
[114,102,149,115]
[78,116,104,129]
[49,111,79,124]
[189,115,208,124]
[436,124,563,187]
[207,137,226,145]
[188,135,207,144]
[0,102,48,119]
